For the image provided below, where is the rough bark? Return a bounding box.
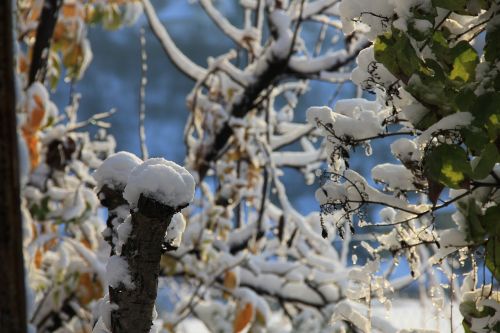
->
[0,0,28,332]
[110,195,180,333]
[28,0,62,85]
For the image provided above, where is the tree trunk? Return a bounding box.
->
[0,0,28,332]
[110,195,178,333]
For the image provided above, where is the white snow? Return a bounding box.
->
[417,112,474,146]
[106,255,134,290]
[269,9,292,58]
[164,212,187,249]
[371,163,416,191]
[391,138,421,163]
[115,215,133,255]
[307,103,384,140]
[351,46,397,91]
[123,158,195,208]
[93,151,142,190]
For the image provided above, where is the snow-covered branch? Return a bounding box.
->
[142,0,207,81]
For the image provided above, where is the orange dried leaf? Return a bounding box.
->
[34,248,43,269]
[33,93,44,110]
[31,222,38,239]
[163,322,175,333]
[43,237,58,252]
[18,55,28,73]
[233,303,254,333]
[22,92,46,169]
[77,273,103,305]
[21,133,40,170]
[62,4,78,17]
[81,238,92,250]
[223,270,238,299]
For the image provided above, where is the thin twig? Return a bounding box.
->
[139,27,149,160]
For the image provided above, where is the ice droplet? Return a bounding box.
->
[364,142,372,156]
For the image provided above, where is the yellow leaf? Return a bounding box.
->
[255,310,267,326]
[160,255,178,275]
[441,163,464,184]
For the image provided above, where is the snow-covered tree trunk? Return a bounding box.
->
[94,155,195,333]
[0,0,27,332]
[109,195,179,333]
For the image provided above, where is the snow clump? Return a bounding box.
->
[106,255,134,290]
[93,151,142,190]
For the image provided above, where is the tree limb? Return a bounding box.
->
[28,0,63,85]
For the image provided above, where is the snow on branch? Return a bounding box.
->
[142,0,207,81]
[199,0,256,50]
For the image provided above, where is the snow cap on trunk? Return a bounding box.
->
[123,158,195,208]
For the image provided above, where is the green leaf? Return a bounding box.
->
[462,126,489,154]
[432,0,467,12]
[415,111,440,131]
[460,300,496,320]
[431,36,479,83]
[486,236,500,282]
[30,197,51,220]
[427,57,447,76]
[485,24,500,63]
[467,200,485,243]
[449,42,479,83]
[472,143,499,179]
[471,92,500,140]
[424,144,472,188]
[460,299,497,332]
[462,320,472,333]
[455,87,477,113]
[406,73,457,116]
[374,29,422,83]
[374,32,399,75]
[481,206,500,237]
